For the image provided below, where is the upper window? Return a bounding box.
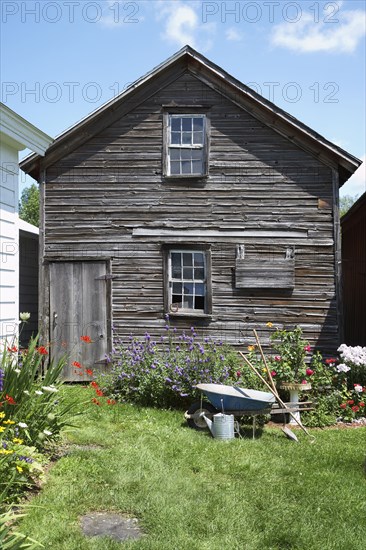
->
[164,247,212,315]
[166,114,207,177]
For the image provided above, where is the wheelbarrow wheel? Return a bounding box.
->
[186,401,217,431]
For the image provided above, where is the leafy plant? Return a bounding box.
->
[0,335,81,451]
[0,509,44,548]
[268,326,313,385]
[98,319,261,408]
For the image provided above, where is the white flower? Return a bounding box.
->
[42,386,58,393]
[336,363,351,373]
[18,422,28,428]
[19,312,31,322]
[354,385,363,393]
[35,390,43,395]
[43,429,52,436]
[14,368,21,374]
[23,390,30,395]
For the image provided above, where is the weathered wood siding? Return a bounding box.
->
[43,71,337,354]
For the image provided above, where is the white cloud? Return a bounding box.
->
[341,155,366,197]
[156,1,215,51]
[271,7,366,53]
[226,28,243,42]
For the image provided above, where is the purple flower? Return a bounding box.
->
[0,368,4,392]
[165,377,172,383]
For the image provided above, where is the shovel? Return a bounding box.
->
[239,333,315,442]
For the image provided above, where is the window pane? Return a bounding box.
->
[182,132,191,145]
[195,296,205,310]
[171,118,181,131]
[183,253,193,266]
[181,149,192,160]
[170,161,181,175]
[183,283,193,295]
[192,160,203,174]
[193,131,203,145]
[171,253,181,278]
[171,132,181,145]
[195,283,205,295]
[184,296,194,309]
[194,253,204,267]
[170,149,180,160]
[182,161,191,174]
[172,295,182,305]
[183,267,193,279]
[192,149,203,160]
[194,268,205,280]
[173,282,182,294]
[193,117,203,130]
[182,118,192,131]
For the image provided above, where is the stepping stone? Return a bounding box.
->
[81,512,144,542]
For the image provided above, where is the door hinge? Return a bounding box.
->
[95,274,116,281]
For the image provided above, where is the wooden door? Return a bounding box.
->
[49,261,109,380]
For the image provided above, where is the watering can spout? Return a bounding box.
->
[203,415,214,436]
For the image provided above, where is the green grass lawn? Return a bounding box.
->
[19,387,366,550]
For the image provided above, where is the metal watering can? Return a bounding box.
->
[204,413,236,440]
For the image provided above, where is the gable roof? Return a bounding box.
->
[20,45,361,184]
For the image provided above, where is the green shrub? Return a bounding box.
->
[98,320,266,409]
[0,335,80,452]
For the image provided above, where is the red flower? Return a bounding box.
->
[340,403,347,409]
[91,381,99,389]
[304,345,311,352]
[91,398,100,406]
[270,370,277,377]
[81,335,92,343]
[236,371,241,377]
[351,405,359,413]
[347,400,354,405]
[37,346,48,355]
[96,389,104,397]
[7,346,18,353]
[5,395,16,405]
[107,399,116,405]
[85,369,93,376]
[325,358,337,365]
[360,402,365,407]
[306,368,314,376]
[73,361,82,369]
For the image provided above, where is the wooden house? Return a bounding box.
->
[0,102,52,347]
[20,46,361,379]
[341,192,366,346]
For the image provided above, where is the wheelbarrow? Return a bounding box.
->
[184,383,276,438]
[185,383,313,440]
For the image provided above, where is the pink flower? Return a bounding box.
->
[236,371,241,378]
[301,380,308,384]
[274,356,281,362]
[306,368,314,376]
[304,345,311,352]
[270,370,277,377]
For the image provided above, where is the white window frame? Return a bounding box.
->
[165,114,208,178]
[163,246,212,316]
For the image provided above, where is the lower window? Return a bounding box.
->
[164,247,212,315]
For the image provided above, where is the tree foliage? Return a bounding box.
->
[19,183,39,227]
[339,194,358,217]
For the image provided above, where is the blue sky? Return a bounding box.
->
[1,0,365,196]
